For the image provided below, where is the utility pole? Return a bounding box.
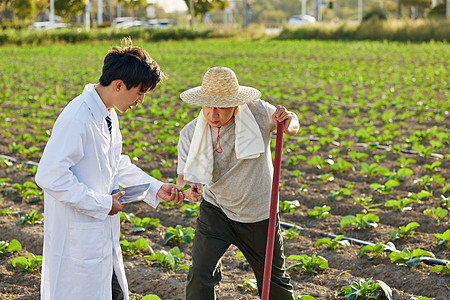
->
[85,0,91,30]
[49,0,55,25]
[97,0,103,25]
[189,0,194,26]
[358,0,363,22]
[302,0,306,15]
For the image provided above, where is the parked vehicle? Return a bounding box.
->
[287,14,316,26]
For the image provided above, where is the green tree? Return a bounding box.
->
[12,0,35,19]
[55,0,85,19]
[183,0,228,17]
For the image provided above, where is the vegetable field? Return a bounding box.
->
[0,40,449,299]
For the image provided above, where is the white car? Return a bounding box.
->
[287,15,316,26]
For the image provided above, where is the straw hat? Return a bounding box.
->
[180,67,261,107]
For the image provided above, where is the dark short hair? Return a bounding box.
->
[99,37,164,93]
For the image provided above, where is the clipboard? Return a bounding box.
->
[111,183,151,203]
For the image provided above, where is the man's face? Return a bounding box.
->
[202,106,236,127]
[115,83,146,113]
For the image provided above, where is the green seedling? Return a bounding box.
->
[307,205,331,219]
[423,207,448,220]
[440,195,449,208]
[390,222,420,241]
[358,242,395,259]
[180,184,191,192]
[340,213,379,229]
[330,157,353,173]
[406,190,432,203]
[353,195,382,213]
[306,145,321,154]
[383,168,414,182]
[0,239,22,255]
[295,296,315,300]
[163,225,195,245]
[370,179,400,194]
[283,226,300,240]
[181,202,200,218]
[434,229,450,247]
[314,235,349,250]
[130,217,160,233]
[396,156,416,167]
[389,248,435,267]
[238,278,258,292]
[348,150,369,162]
[144,246,188,271]
[119,212,135,223]
[0,208,19,216]
[328,188,351,201]
[287,155,306,166]
[385,197,415,212]
[12,253,42,273]
[423,161,442,172]
[279,200,300,213]
[18,210,43,225]
[429,262,450,276]
[140,295,162,300]
[120,238,152,256]
[360,163,389,177]
[412,174,444,191]
[341,277,392,300]
[292,170,304,179]
[307,156,328,169]
[286,253,328,274]
[316,173,334,183]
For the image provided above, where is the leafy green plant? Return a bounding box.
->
[12,253,42,273]
[429,262,450,276]
[18,210,43,225]
[130,216,160,233]
[340,213,379,229]
[119,211,135,223]
[385,197,415,212]
[423,161,442,172]
[423,207,448,220]
[181,202,200,218]
[434,229,450,247]
[0,239,22,255]
[370,179,400,194]
[360,162,388,177]
[307,205,331,219]
[353,195,382,213]
[0,208,19,216]
[316,173,334,183]
[389,248,435,267]
[306,156,328,169]
[163,225,195,245]
[358,242,394,259]
[390,222,420,241]
[340,277,392,300]
[287,253,328,274]
[120,238,152,256]
[314,235,350,250]
[295,296,315,300]
[396,156,416,167]
[412,174,444,191]
[330,157,354,173]
[348,150,369,162]
[328,188,351,201]
[144,246,189,271]
[140,295,162,300]
[279,200,300,212]
[238,278,258,292]
[287,155,306,166]
[283,226,300,240]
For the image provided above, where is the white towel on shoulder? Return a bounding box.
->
[183,104,265,184]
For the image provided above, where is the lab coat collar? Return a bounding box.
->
[83,84,111,122]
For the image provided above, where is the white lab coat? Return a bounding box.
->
[35,84,163,300]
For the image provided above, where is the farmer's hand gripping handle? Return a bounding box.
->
[261,120,284,300]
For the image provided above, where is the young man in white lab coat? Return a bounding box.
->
[35,38,184,300]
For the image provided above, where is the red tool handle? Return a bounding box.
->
[261,120,284,300]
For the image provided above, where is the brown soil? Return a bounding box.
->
[0,102,449,300]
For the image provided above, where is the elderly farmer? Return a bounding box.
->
[35,38,184,300]
[177,67,300,299]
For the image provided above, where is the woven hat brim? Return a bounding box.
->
[180,85,261,107]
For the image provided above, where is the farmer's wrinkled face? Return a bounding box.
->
[202,106,237,128]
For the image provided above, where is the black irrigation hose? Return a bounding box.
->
[320,233,449,266]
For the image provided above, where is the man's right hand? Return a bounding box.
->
[184,183,203,202]
[109,191,126,215]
